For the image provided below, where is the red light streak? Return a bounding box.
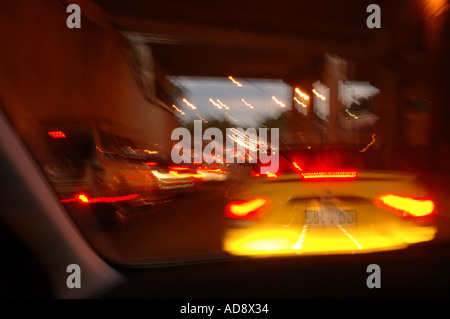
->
[294,97,307,108]
[168,166,190,171]
[169,170,205,179]
[60,193,138,204]
[251,171,280,178]
[300,171,357,180]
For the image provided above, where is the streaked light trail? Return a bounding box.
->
[228,76,243,87]
[272,96,286,108]
[241,99,254,109]
[172,104,185,115]
[226,112,238,122]
[359,134,376,152]
[196,113,208,123]
[182,98,197,109]
[346,108,358,119]
[217,99,230,110]
[312,89,326,101]
[294,97,307,108]
[295,88,310,100]
[209,98,222,109]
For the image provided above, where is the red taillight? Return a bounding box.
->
[61,193,138,204]
[225,196,270,219]
[146,162,157,166]
[374,194,436,218]
[300,171,357,180]
[48,131,66,138]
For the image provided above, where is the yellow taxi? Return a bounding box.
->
[223,148,437,256]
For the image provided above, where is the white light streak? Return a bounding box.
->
[228,76,243,87]
[209,98,222,109]
[172,104,185,115]
[241,99,254,109]
[183,98,197,109]
[272,96,286,108]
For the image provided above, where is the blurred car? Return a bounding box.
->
[37,121,196,227]
[223,148,437,256]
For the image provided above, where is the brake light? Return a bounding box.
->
[225,196,270,219]
[374,194,436,218]
[61,193,138,204]
[48,131,66,138]
[300,171,357,180]
[250,171,279,178]
[146,162,157,166]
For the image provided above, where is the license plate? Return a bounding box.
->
[305,209,356,226]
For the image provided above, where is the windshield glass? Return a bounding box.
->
[1,0,449,265]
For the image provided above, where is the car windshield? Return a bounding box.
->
[1,0,449,267]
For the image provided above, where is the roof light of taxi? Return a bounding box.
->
[48,131,66,138]
[375,194,436,218]
[225,197,270,219]
[300,171,357,180]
